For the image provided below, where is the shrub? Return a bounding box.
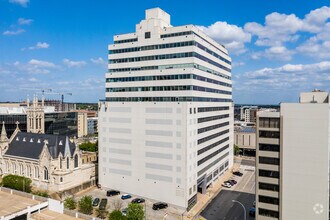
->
[32,190,49,198]
[78,195,93,215]
[64,197,77,210]
[2,174,32,192]
[96,208,109,219]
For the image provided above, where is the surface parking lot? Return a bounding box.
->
[201,165,256,220]
[77,188,184,220]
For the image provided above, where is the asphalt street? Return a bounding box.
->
[201,190,255,220]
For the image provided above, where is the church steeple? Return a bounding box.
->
[64,136,71,157]
[0,121,8,142]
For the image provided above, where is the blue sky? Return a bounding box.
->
[0,0,329,104]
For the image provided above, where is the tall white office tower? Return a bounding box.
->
[256,91,330,220]
[98,8,233,209]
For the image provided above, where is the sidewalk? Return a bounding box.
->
[184,162,241,220]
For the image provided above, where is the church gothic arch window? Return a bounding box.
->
[43,167,49,181]
[74,154,78,168]
[34,166,39,179]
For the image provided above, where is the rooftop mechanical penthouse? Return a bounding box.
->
[98,8,233,209]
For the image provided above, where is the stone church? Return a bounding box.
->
[0,121,96,192]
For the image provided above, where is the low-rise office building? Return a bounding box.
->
[234,126,256,156]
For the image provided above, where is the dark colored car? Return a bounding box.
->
[249,207,256,217]
[131,198,145,204]
[228,179,237,185]
[92,198,100,206]
[121,194,132,200]
[99,198,107,210]
[152,202,168,210]
[106,190,120,197]
[233,171,243,176]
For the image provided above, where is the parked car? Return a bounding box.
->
[122,208,127,216]
[152,202,168,210]
[131,198,145,204]
[92,198,100,206]
[99,198,107,210]
[121,194,132,200]
[233,171,243,176]
[224,181,232,185]
[228,179,237,185]
[106,190,120,197]
[249,207,256,217]
[222,182,232,188]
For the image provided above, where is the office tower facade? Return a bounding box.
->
[98,8,233,209]
[256,91,329,220]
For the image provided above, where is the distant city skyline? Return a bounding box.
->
[0,0,329,104]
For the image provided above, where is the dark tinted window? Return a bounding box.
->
[259,195,279,205]
[259,169,279,178]
[259,208,279,218]
[259,131,280,139]
[259,144,280,152]
[259,182,279,191]
[145,32,151,39]
[259,156,280,165]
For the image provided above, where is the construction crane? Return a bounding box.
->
[47,91,73,111]
[35,91,73,111]
[21,88,52,96]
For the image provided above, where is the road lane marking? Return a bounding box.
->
[243,171,254,191]
[250,181,256,193]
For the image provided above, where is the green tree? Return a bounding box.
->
[2,174,32,192]
[79,142,98,152]
[78,195,93,215]
[234,145,240,155]
[126,203,144,220]
[109,210,127,220]
[64,197,77,210]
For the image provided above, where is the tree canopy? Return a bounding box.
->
[2,174,32,193]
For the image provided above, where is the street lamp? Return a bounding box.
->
[232,200,246,220]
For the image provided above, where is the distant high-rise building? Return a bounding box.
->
[256,91,329,220]
[99,8,233,209]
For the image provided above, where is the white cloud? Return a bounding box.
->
[90,57,106,65]
[240,61,330,91]
[244,6,330,47]
[296,22,330,59]
[9,59,58,74]
[18,18,33,25]
[28,77,38,82]
[28,59,56,68]
[197,22,251,54]
[265,46,295,61]
[232,62,245,67]
[9,0,29,7]
[22,42,50,51]
[63,59,86,68]
[3,29,25,36]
